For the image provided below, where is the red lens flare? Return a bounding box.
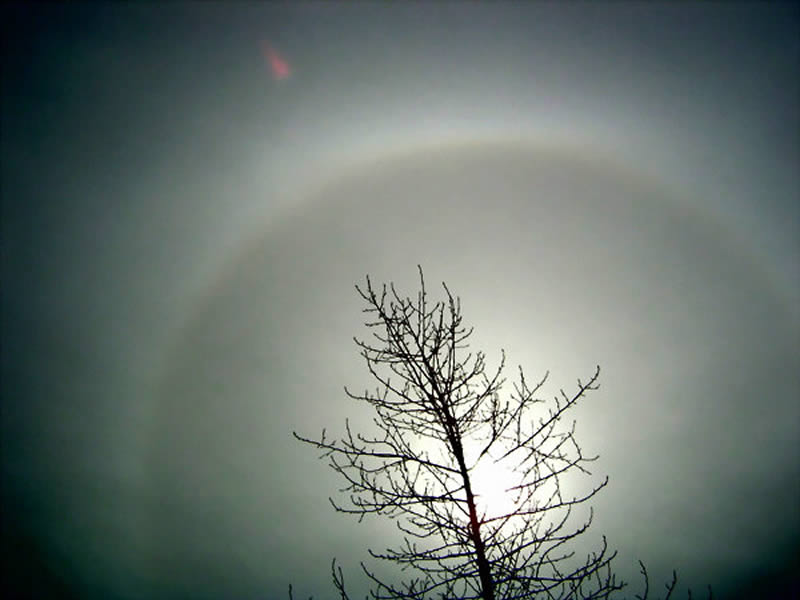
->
[261,41,291,80]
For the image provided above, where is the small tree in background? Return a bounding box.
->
[294,267,703,600]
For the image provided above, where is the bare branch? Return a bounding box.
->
[292,267,706,600]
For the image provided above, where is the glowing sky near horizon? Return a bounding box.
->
[1,4,798,600]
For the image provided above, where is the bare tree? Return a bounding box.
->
[294,267,702,600]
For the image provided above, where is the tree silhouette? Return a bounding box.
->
[294,267,705,600]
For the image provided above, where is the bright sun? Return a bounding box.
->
[412,439,524,520]
[470,457,521,519]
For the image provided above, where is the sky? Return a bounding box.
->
[1,3,798,599]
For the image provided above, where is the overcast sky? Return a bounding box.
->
[1,3,798,600]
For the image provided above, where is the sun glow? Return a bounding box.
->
[470,457,522,519]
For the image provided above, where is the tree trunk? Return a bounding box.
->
[453,442,495,600]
